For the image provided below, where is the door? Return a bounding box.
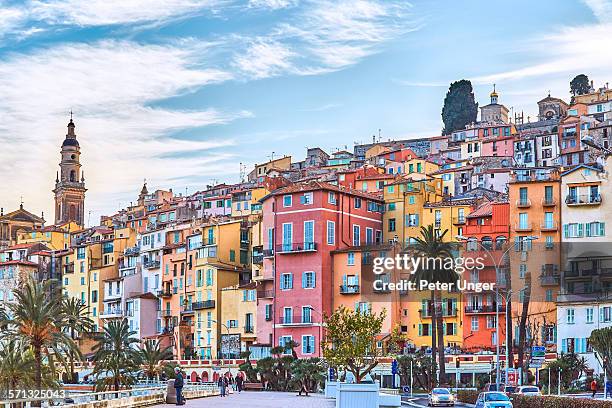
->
[282,223,293,251]
[304,221,314,250]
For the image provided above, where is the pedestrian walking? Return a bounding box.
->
[592,379,598,398]
[218,375,227,397]
[236,373,244,393]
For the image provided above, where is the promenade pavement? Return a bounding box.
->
[161,390,335,407]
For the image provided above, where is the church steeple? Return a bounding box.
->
[53,113,86,227]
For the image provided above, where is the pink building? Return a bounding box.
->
[255,181,383,357]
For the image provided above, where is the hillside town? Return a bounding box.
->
[3,79,612,389]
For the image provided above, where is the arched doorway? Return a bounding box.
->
[213,372,219,382]
[202,371,209,382]
[190,371,197,383]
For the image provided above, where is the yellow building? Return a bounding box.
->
[402,158,440,180]
[193,220,251,359]
[382,177,443,247]
[421,199,474,242]
[17,221,81,250]
[219,283,258,357]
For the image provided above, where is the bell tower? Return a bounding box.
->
[53,114,86,227]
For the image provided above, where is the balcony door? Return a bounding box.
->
[282,223,293,251]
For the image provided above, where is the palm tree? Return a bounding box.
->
[139,339,173,381]
[3,279,79,399]
[0,340,36,398]
[92,319,141,391]
[62,297,95,383]
[410,225,457,385]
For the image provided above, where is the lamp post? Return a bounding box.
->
[457,234,538,390]
[211,319,231,359]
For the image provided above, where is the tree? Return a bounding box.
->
[397,353,434,392]
[442,80,478,135]
[0,340,36,398]
[322,306,386,383]
[410,225,458,385]
[590,327,612,374]
[570,74,590,96]
[62,297,95,383]
[92,319,141,391]
[3,279,79,402]
[139,339,173,381]
[386,324,407,356]
[290,358,326,396]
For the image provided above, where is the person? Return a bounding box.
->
[591,378,598,398]
[174,367,185,406]
[218,375,227,397]
[236,373,243,393]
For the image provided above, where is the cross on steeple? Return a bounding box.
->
[20,196,23,209]
[70,110,73,121]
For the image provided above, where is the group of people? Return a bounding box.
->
[172,366,246,405]
[217,371,245,396]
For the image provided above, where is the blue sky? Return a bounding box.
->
[0,0,610,224]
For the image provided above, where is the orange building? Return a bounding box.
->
[508,168,561,351]
[462,200,510,351]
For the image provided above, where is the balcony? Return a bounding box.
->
[542,197,557,207]
[201,238,216,246]
[63,262,74,274]
[257,289,274,299]
[565,269,599,279]
[276,242,317,254]
[565,194,602,206]
[516,198,531,208]
[515,222,533,232]
[100,308,123,319]
[144,260,161,269]
[160,309,173,317]
[181,305,194,314]
[339,284,360,294]
[464,305,505,314]
[125,246,140,256]
[192,300,216,310]
[418,308,458,318]
[252,254,264,264]
[452,217,466,225]
[541,222,558,232]
[539,273,560,286]
[278,314,313,325]
[158,288,172,298]
[263,248,274,258]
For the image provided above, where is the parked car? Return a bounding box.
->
[475,392,513,408]
[504,385,517,396]
[514,386,541,396]
[428,388,455,407]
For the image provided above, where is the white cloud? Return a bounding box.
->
[583,0,612,21]
[248,0,298,9]
[233,0,418,78]
[233,37,297,79]
[0,40,248,223]
[0,0,225,39]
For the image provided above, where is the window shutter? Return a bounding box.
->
[578,223,584,237]
[601,222,606,236]
[563,224,569,238]
[302,272,307,288]
[342,275,347,287]
[289,273,293,289]
[280,277,285,290]
[586,222,591,237]
[243,291,247,301]
[418,324,422,336]
[415,214,419,226]
[600,308,605,323]
[312,273,316,288]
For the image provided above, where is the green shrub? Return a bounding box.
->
[457,389,479,404]
[512,395,612,408]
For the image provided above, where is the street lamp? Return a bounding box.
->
[211,319,231,359]
[456,234,539,390]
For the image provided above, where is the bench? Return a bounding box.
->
[244,383,265,391]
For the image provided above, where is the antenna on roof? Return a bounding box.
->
[239,162,247,182]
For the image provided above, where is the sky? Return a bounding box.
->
[0,0,611,225]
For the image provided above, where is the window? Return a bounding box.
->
[354,197,362,209]
[388,218,396,232]
[283,195,292,207]
[567,308,575,324]
[279,336,292,353]
[77,247,86,259]
[304,221,314,247]
[300,192,313,205]
[328,192,337,204]
[230,249,236,262]
[366,228,373,244]
[302,335,315,354]
[327,221,335,245]
[280,273,293,290]
[353,225,361,246]
[564,223,583,238]
[586,222,605,237]
[586,308,594,324]
[282,223,293,251]
[347,252,355,266]
[471,316,479,331]
[283,308,293,324]
[265,304,272,321]
[302,272,315,288]
[302,306,312,323]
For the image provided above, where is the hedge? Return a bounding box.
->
[457,390,612,407]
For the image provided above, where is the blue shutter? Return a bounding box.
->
[563,224,569,238]
[601,222,606,236]
[280,276,285,290]
[415,214,419,226]
[289,273,293,289]
[312,273,316,288]
[586,223,591,237]
[302,272,306,288]
[578,223,584,237]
